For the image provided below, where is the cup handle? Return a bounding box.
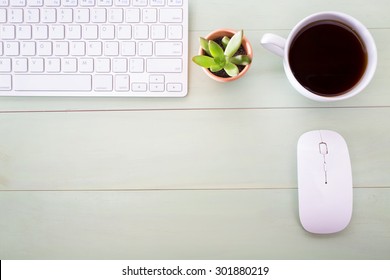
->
[261,33,287,57]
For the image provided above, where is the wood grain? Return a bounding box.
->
[0,0,389,259]
[1,108,390,190]
[1,189,389,259]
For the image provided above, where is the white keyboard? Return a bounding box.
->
[0,0,188,97]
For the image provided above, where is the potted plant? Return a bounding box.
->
[192,29,253,82]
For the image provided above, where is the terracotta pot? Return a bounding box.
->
[199,29,253,82]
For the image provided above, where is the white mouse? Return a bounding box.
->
[297,130,353,234]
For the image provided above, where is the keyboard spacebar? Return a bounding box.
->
[14,75,92,91]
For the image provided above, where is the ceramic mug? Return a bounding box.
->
[261,11,377,102]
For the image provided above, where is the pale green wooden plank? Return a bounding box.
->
[1,188,389,259]
[189,0,390,30]
[1,108,390,190]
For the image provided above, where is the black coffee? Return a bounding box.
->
[289,20,367,96]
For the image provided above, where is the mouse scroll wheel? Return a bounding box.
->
[319,142,328,155]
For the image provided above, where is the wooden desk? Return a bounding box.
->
[1,0,389,259]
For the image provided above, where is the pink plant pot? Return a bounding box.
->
[199,29,253,82]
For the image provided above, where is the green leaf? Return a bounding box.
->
[200,37,211,56]
[229,55,252,66]
[221,36,230,49]
[192,55,216,68]
[224,62,239,77]
[224,30,243,58]
[210,64,223,72]
[209,40,225,60]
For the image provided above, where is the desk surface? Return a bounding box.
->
[1,0,390,259]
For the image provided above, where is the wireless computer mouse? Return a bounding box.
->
[297,130,353,234]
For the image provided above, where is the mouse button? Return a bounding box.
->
[298,130,320,146]
[319,142,328,155]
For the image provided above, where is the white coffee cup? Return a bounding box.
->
[261,11,377,102]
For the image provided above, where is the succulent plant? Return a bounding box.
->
[192,30,252,77]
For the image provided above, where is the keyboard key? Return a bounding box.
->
[46,0,61,7]
[115,74,129,91]
[37,41,52,55]
[133,25,148,39]
[4,42,20,56]
[143,8,157,23]
[97,0,112,6]
[62,0,77,7]
[121,41,135,56]
[0,58,11,72]
[149,74,164,83]
[33,25,48,39]
[100,25,115,39]
[53,41,69,55]
[16,25,32,40]
[168,25,183,39]
[20,41,36,56]
[79,58,94,72]
[75,8,89,23]
[80,0,95,6]
[1,25,16,40]
[83,25,99,39]
[150,0,165,6]
[138,41,152,56]
[26,9,40,23]
[132,82,147,92]
[0,9,6,23]
[58,8,73,23]
[150,83,164,92]
[132,0,147,6]
[70,41,85,56]
[112,58,127,72]
[29,58,44,72]
[42,8,57,23]
[66,25,81,39]
[104,41,119,56]
[86,41,102,55]
[13,58,28,72]
[146,58,181,73]
[94,74,113,91]
[160,8,182,23]
[0,75,12,90]
[129,58,144,72]
[27,0,43,6]
[114,0,130,6]
[168,0,183,6]
[62,58,77,72]
[45,58,60,72]
[91,8,107,23]
[14,74,92,91]
[125,8,140,23]
[108,8,123,23]
[49,25,65,39]
[167,83,182,92]
[95,58,110,73]
[9,9,24,23]
[117,25,132,39]
[155,41,182,56]
[151,25,166,40]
